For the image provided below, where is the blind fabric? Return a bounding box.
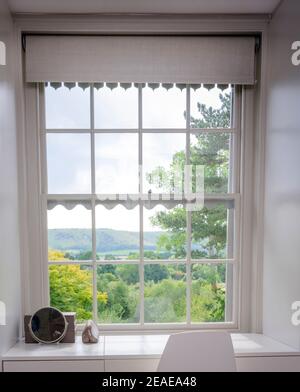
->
[26,35,256,85]
[47,198,235,212]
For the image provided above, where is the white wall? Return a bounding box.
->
[0,0,21,366]
[263,0,300,349]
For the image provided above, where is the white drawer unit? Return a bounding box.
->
[2,336,105,372]
[236,356,300,372]
[105,359,160,372]
[2,334,300,372]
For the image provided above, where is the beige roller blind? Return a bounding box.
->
[25,35,256,84]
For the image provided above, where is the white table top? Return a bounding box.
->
[3,336,105,361]
[3,334,299,361]
[105,334,170,359]
[231,333,298,357]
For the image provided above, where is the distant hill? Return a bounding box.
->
[48,228,162,254]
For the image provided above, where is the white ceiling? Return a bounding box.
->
[8,0,281,15]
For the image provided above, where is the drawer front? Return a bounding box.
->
[236,356,300,372]
[106,359,160,372]
[3,360,104,372]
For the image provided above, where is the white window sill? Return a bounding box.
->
[3,333,299,361]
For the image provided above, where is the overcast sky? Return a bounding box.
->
[46,84,229,231]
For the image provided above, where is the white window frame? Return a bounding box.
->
[37,82,242,330]
[15,14,268,334]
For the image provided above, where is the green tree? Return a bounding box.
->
[97,264,117,275]
[147,91,232,321]
[144,264,169,283]
[74,250,99,260]
[144,279,186,323]
[49,264,107,322]
[148,92,230,258]
[97,265,139,323]
[116,264,139,285]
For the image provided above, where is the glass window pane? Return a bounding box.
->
[49,264,93,323]
[190,85,233,129]
[97,264,139,323]
[94,84,138,129]
[191,204,232,260]
[143,85,186,128]
[95,205,139,261]
[191,263,226,322]
[143,133,186,194]
[48,205,92,261]
[144,205,186,260]
[45,84,90,129]
[190,133,231,193]
[144,264,186,323]
[95,133,138,194]
[47,133,91,194]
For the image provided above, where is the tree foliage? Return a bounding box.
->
[49,264,107,322]
[147,92,231,262]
